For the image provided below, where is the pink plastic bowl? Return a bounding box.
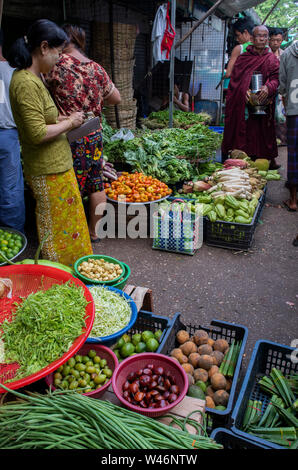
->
[112,352,188,417]
[45,344,118,399]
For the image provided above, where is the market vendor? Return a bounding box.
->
[221,25,280,169]
[45,24,121,243]
[161,83,189,112]
[225,18,255,79]
[8,19,93,266]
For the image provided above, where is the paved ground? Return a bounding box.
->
[22,146,298,375]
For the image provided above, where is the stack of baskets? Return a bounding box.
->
[91,21,138,129]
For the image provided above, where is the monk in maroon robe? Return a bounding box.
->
[222,25,280,169]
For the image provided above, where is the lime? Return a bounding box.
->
[132,333,142,345]
[154,329,163,341]
[135,341,147,353]
[145,337,159,352]
[122,334,131,344]
[141,330,154,342]
[120,342,135,358]
[116,337,125,349]
[195,380,207,393]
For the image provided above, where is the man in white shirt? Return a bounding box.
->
[0,29,25,233]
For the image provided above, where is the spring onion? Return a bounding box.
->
[1,281,87,382]
[88,286,132,338]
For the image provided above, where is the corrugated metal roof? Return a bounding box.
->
[204,0,266,18]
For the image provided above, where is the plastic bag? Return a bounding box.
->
[275,95,286,123]
[110,128,135,142]
[0,278,13,298]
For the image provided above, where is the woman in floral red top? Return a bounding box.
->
[46,24,121,242]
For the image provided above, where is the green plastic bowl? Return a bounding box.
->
[112,263,131,290]
[74,254,126,285]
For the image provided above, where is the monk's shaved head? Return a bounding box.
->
[252,25,269,36]
[252,25,269,51]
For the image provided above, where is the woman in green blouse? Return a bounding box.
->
[8,19,93,266]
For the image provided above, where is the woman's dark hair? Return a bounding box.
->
[62,24,86,51]
[233,18,255,35]
[7,19,68,69]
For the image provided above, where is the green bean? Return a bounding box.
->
[0,385,223,449]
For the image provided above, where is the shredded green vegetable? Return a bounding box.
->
[1,281,88,382]
[88,286,132,338]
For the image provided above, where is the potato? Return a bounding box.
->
[213,389,229,407]
[205,396,215,408]
[226,378,232,392]
[193,368,208,383]
[176,330,190,344]
[188,352,200,368]
[197,354,214,371]
[180,341,197,356]
[182,363,194,375]
[171,348,183,360]
[210,350,224,366]
[177,354,189,365]
[208,365,219,378]
[193,330,209,346]
[207,338,215,348]
[206,385,215,399]
[186,373,194,388]
[213,338,229,353]
[210,373,227,391]
[198,344,213,356]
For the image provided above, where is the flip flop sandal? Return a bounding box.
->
[91,237,101,243]
[283,201,297,212]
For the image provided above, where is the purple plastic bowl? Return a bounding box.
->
[45,343,118,399]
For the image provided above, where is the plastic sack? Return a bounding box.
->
[110,128,135,142]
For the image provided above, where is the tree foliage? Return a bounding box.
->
[255,0,298,34]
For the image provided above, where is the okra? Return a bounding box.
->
[219,340,235,376]
[248,426,297,447]
[272,401,298,428]
[270,368,295,407]
[244,400,262,430]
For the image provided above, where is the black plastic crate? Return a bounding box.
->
[205,201,260,251]
[231,340,298,449]
[126,310,175,354]
[210,427,270,449]
[159,313,248,428]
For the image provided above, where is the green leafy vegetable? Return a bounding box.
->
[1,281,88,382]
